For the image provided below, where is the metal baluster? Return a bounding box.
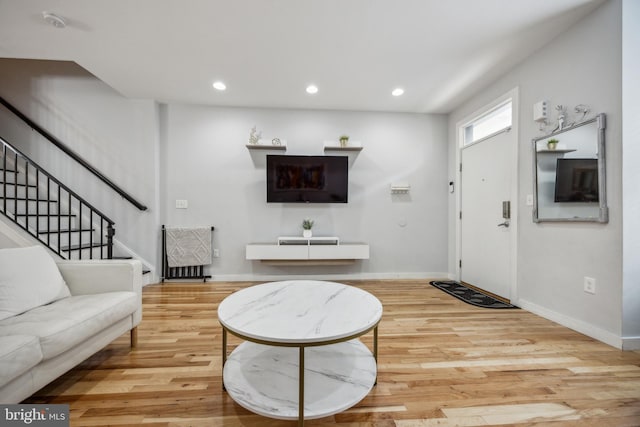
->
[78,201,83,259]
[68,192,72,259]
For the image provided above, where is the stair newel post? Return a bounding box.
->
[68,191,72,259]
[35,168,39,231]
[58,185,63,257]
[2,143,6,214]
[46,177,51,247]
[12,151,17,219]
[89,209,94,259]
[78,201,83,259]
[107,223,115,259]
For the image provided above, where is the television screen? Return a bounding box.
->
[266,155,348,203]
[554,158,599,203]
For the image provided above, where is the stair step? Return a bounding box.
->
[112,255,133,260]
[2,197,57,203]
[38,228,95,234]
[61,242,108,252]
[15,213,76,217]
[0,182,37,188]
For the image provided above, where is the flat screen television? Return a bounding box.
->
[554,158,599,203]
[266,155,348,203]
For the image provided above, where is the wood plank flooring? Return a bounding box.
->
[26,280,640,426]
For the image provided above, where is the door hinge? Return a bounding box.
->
[459,211,462,219]
[459,259,462,268]
[459,163,462,172]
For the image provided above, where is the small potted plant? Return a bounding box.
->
[339,135,349,147]
[302,218,314,238]
[547,138,559,150]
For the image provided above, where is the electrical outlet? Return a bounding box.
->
[584,277,596,294]
[213,249,220,258]
[175,199,188,209]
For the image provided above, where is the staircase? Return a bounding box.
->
[1,136,115,260]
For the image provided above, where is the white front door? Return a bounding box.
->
[460,130,512,300]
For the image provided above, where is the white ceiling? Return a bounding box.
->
[0,0,604,114]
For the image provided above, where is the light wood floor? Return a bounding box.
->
[27,280,640,426]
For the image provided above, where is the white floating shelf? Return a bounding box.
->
[536,148,577,154]
[323,140,363,152]
[246,139,287,150]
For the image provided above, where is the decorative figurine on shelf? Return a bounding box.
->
[552,105,567,133]
[248,126,262,145]
[547,138,559,150]
[339,135,349,147]
[574,104,590,123]
[272,138,281,146]
[302,218,314,238]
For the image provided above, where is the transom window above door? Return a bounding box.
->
[463,100,512,146]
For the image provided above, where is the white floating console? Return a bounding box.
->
[277,236,340,245]
[246,236,369,266]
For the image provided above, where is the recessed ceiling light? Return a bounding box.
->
[212,81,226,91]
[392,88,405,97]
[42,11,66,29]
[306,85,319,95]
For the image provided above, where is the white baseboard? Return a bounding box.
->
[622,337,640,350]
[517,298,623,350]
[205,271,451,283]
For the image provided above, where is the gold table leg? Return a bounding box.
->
[299,346,305,427]
[222,329,227,391]
[374,325,378,385]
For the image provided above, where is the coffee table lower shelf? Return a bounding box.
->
[223,340,377,421]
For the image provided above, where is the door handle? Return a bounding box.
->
[497,221,510,228]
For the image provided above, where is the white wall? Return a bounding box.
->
[622,0,640,347]
[160,104,449,280]
[449,0,625,346]
[0,59,160,270]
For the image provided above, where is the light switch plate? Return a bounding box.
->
[176,199,188,209]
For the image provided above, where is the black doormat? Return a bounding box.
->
[429,280,518,309]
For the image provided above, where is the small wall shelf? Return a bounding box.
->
[246,144,286,151]
[323,141,363,152]
[536,148,576,154]
[246,139,287,151]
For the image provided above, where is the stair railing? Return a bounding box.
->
[1,136,114,259]
[0,96,147,211]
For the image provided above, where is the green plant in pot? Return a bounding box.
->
[302,218,314,238]
[339,135,349,147]
[547,138,559,150]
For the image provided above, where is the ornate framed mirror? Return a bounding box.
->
[532,113,608,223]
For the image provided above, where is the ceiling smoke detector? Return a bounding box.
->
[42,12,67,29]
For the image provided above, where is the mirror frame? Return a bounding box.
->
[532,113,608,223]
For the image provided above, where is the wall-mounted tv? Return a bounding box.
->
[554,158,599,203]
[266,155,348,203]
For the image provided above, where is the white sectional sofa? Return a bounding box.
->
[0,246,142,403]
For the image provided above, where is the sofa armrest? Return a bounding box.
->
[56,259,143,296]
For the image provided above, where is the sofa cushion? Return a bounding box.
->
[0,246,71,321]
[0,335,43,387]
[0,292,137,360]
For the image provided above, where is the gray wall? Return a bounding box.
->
[0,61,450,281]
[449,0,627,346]
[160,104,449,280]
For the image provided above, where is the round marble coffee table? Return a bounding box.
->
[218,280,382,426]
